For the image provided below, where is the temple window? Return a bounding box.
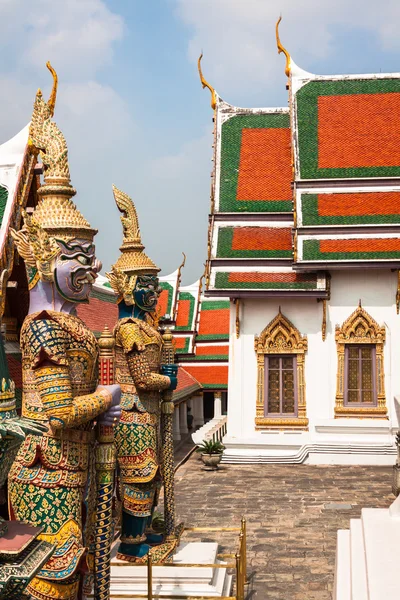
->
[265,356,297,417]
[255,309,308,429]
[344,345,377,407]
[335,305,386,418]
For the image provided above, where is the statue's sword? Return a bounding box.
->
[94,325,117,600]
[160,329,176,539]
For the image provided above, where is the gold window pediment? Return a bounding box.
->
[254,310,308,429]
[335,304,387,418]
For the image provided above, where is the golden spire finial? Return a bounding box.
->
[109,184,160,276]
[197,53,216,110]
[24,62,96,241]
[276,16,291,78]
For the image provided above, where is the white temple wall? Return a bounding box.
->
[225,269,399,464]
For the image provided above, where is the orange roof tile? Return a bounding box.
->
[77,297,118,334]
[183,365,228,388]
[237,128,292,201]
[318,93,400,169]
[231,227,292,251]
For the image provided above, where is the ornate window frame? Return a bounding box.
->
[335,305,387,418]
[254,310,308,429]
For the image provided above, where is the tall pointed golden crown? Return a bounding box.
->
[112,185,160,274]
[29,62,96,241]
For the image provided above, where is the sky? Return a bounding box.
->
[1,0,400,283]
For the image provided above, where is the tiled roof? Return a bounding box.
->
[173,366,202,402]
[175,291,196,331]
[194,344,229,361]
[299,191,400,227]
[214,271,319,291]
[173,336,191,354]
[77,296,118,335]
[295,78,400,180]
[218,111,292,213]
[181,364,228,389]
[0,186,7,228]
[158,284,174,318]
[197,300,230,340]
[215,226,293,259]
[301,236,400,262]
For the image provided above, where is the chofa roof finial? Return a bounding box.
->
[276,16,291,78]
[197,52,217,110]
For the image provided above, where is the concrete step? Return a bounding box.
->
[349,519,367,600]
[334,529,351,600]
[361,506,400,600]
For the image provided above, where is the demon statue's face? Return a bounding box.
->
[53,239,102,303]
[133,275,161,313]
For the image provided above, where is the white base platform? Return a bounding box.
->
[222,420,397,465]
[106,541,232,598]
[334,495,400,599]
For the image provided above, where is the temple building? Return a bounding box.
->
[199,26,400,464]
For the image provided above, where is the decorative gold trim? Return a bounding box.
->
[197,53,217,110]
[275,16,291,77]
[254,309,308,429]
[335,304,387,418]
[255,417,308,430]
[194,263,207,335]
[173,252,186,321]
[235,298,240,339]
[293,230,298,263]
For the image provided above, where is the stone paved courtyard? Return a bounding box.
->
[173,456,393,599]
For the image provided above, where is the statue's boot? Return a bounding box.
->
[116,513,151,563]
[145,514,164,546]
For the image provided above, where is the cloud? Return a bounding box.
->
[0,0,133,274]
[0,0,124,79]
[175,0,400,104]
[121,128,213,284]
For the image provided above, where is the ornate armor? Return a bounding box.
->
[8,64,116,600]
[9,311,111,600]
[114,317,169,547]
[107,186,178,563]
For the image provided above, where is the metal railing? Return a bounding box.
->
[106,516,248,600]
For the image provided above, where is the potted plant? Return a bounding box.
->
[196,439,225,470]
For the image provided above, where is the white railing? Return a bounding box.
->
[192,415,227,445]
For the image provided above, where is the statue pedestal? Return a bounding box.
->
[0,521,54,599]
[105,541,232,598]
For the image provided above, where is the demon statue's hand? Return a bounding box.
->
[161,364,178,391]
[97,384,122,426]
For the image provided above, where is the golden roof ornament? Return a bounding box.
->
[197,53,216,110]
[27,62,96,241]
[111,185,160,275]
[276,16,291,78]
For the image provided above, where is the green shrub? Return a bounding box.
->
[195,439,225,455]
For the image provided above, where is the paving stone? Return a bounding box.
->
[169,459,393,599]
